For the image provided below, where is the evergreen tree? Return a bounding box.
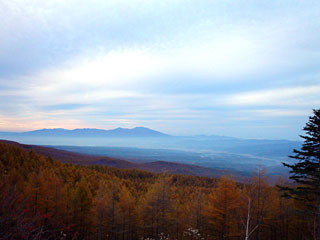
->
[280,108,320,239]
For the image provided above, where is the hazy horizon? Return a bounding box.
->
[1,0,319,140]
[0,126,303,141]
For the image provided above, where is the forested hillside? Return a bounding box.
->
[0,140,229,178]
[0,142,315,240]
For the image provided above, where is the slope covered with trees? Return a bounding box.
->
[0,141,316,240]
[0,140,230,178]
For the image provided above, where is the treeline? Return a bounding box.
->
[0,142,315,240]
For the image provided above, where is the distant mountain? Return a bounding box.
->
[1,127,170,138]
[0,128,301,173]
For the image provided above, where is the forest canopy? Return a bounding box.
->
[0,141,317,240]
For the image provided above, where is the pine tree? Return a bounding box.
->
[280,108,320,240]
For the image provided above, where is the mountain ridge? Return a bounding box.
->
[0,140,243,178]
[0,127,170,138]
[0,127,302,142]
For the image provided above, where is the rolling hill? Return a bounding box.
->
[0,127,301,178]
[0,140,239,178]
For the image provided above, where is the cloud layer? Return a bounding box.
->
[1,0,320,139]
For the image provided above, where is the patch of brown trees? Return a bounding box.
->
[0,142,316,239]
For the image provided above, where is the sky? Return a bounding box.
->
[0,0,320,140]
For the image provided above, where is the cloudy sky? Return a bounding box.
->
[1,0,320,139]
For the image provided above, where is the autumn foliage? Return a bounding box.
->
[0,142,315,239]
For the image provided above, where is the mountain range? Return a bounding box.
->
[0,127,301,177]
[0,127,169,137]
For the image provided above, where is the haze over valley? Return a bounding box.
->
[0,127,301,176]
